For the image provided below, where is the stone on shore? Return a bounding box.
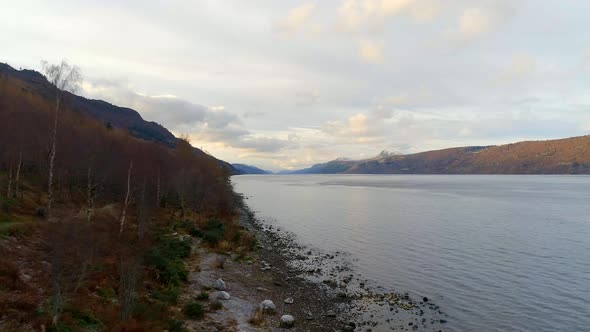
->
[216,291,231,300]
[284,297,294,304]
[259,300,276,314]
[280,315,295,328]
[213,278,226,290]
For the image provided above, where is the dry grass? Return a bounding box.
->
[247,308,265,326]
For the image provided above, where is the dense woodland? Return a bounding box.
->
[0,63,252,331]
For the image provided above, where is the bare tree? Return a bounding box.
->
[119,256,140,321]
[85,165,102,224]
[156,165,161,208]
[119,160,133,236]
[14,150,22,198]
[6,162,12,198]
[42,60,81,219]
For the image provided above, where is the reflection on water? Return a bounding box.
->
[233,175,590,332]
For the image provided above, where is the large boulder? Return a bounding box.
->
[280,315,295,328]
[213,278,226,290]
[216,291,231,300]
[259,300,276,314]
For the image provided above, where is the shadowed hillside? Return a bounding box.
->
[291,136,590,174]
[0,63,238,174]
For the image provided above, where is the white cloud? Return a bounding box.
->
[359,39,385,64]
[498,54,536,82]
[276,3,318,35]
[446,5,513,44]
[337,0,419,31]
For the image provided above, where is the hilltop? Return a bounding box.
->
[0,63,238,174]
[289,136,590,174]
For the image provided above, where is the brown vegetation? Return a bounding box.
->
[0,62,242,331]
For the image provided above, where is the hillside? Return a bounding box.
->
[232,163,272,174]
[0,61,247,330]
[290,136,590,174]
[0,63,238,174]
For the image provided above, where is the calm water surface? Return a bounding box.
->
[233,175,590,332]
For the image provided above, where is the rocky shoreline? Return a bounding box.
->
[179,198,448,331]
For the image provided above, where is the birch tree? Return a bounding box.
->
[42,60,81,219]
[119,160,133,236]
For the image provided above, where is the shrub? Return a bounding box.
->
[168,319,187,332]
[0,196,17,213]
[145,236,191,285]
[97,286,117,302]
[152,286,180,304]
[35,207,46,218]
[209,300,223,311]
[201,219,226,245]
[248,308,265,326]
[195,291,209,301]
[46,322,75,332]
[71,309,103,330]
[183,301,205,319]
[133,300,168,321]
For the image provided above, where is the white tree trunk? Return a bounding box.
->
[86,166,95,224]
[119,160,133,236]
[156,167,160,208]
[6,164,13,198]
[47,96,60,219]
[14,151,22,198]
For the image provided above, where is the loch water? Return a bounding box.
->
[233,175,590,332]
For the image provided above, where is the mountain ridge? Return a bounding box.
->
[288,136,590,174]
[231,163,272,175]
[0,62,239,174]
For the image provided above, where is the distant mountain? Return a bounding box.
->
[0,63,238,174]
[232,163,272,175]
[288,136,590,174]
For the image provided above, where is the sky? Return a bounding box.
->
[2,0,590,171]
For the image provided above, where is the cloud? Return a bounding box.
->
[497,54,536,82]
[359,39,385,63]
[582,49,590,69]
[338,0,419,31]
[446,4,513,44]
[295,89,320,106]
[323,113,384,143]
[276,3,318,35]
[81,79,293,154]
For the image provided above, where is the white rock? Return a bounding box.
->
[217,291,230,300]
[213,278,226,290]
[259,299,276,313]
[284,297,294,304]
[280,315,295,328]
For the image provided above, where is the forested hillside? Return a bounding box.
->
[0,63,254,331]
[0,63,238,174]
